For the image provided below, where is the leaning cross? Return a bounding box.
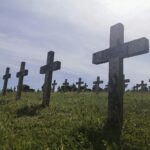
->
[93,76,103,94]
[92,23,149,127]
[52,80,57,92]
[2,67,11,96]
[40,51,61,107]
[16,62,28,100]
[76,78,84,92]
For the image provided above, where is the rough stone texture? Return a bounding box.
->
[40,51,61,107]
[2,67,11,96]
[92,23,149,128]
[52,80,57,92]
[76,78,84,93]
[16,62,28,100]
[93,76,103,94]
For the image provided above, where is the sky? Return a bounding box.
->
[0,0,150,90]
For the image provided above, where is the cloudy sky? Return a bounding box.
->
[0,0,150,90]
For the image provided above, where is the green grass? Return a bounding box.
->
[0,92,149,150]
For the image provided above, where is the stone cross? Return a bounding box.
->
[123,75,130,92]
[139,80,147,91]
[2,67,11,96]
[93,76,103,94]
[16,62,28,100]
[92,23,149,127]
[84,83,88,91]
[76,78,84,92]
[52,80,57,92]
[63,79,69,92]
[40,51,61,107]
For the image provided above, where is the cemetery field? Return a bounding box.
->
[0,92,149,150]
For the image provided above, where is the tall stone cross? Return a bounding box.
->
[139,80,147,91]
[40,51,61,107]
[84,83,88,92]
[52,80,57,92]
[93,76,103,94]
[16,62,28,100]
[2,67,11,96]
[76,78,84,92]
[92,23,149,127]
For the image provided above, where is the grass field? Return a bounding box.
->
[0,92,149,150]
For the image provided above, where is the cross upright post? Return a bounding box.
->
[76,78,84,93]
[16,62,28,100]
[93,76,103,94]
[40,51,61,107]
[52,80,57,92]
[2,67,11,96]
[92,23,149,128]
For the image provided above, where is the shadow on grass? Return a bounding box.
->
[0,99,12,105]
[73,122,121,150]
[16,104,44,117]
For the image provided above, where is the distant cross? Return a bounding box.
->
[40,51,61,107]
[76,78,84,92]
[2,67,11,96]
[63,79,69,92]
[139,80,147,91]
[63,79,69,86]
[123,75,130,92]
[84,83,88,91]
[93,76,103,94]
[92,23,149,127]
[52,80,57,92]
[16,62,28,100]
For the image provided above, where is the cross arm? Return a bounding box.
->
[92,38,149,64]
[40,61,61,74]
[3,74,11,79]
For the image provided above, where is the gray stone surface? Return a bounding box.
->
[2,67,11,96]
[92,23,149,127]
[40,51,61,107]
[16,62,28,100]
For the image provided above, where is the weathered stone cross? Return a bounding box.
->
[16,62,28,100]
[92,23,149,127]
[76,78,84,92]
[52,80,57,92]
[2,67,11,96]
[93,76,103,94]
[139,80,147,91]
[40,51,61,107]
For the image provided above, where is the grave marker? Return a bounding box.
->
[2,67,11,96]
[40,51,61,107]
[76,78,84,92]
[139,80,147,91]
[92,23,149,127]
[93,76,103,94]
[16,62,28,100]
[52,80,57,92]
